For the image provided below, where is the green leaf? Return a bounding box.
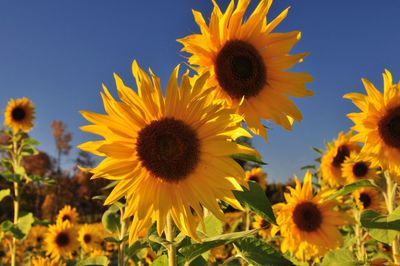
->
[300,165,316,170]
[178,229,258,264]
[92,195,106,201]
[234,237,294,266]
[125,239,148,258]
[0,189,10,203]
[1,220,25,240]
[312,147,323,154]
[17,212,34,238]
[22,137,40,146]
[199,214,223,237]
[231,154,267,165]
[101,205,120,234]
[76,256,110,266]
[360,207,400,244]
[320,248,362,266]
[233,181,276,224]
[326,179,377,201]
[151,255,168,266]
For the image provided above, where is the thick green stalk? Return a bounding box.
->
[166,213,176,266]
[10,133,20,266]
[118,208,127,266]
[384,171,399,264]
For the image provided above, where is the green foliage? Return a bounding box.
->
[102,204,121,234]
[320,248,362,266]
[234,237,294,266]
[76,256,110,266]
[17,212,34,238]
[360,207,400,244]
[231,154,266,165]
[178,229,258,264]
[326,179,378,201]
[233,181,276,224]
[0,189,10,203]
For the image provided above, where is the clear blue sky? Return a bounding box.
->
[1,1,399,182]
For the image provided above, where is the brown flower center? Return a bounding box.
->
[11,107,26,121]
[36,236,43,244]
[215,40,266,99]
[260,218,271,229]
[378,106,400,149]
[137,118,200,182]
[62,215,71,222]
[248,175,259,182]
[352,162,369,178]
[332,145,350,168]
[359,192,372,209]
[55,232,70,247]
[293,201,322,232]
[83,234,92,244]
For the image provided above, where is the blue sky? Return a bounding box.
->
[1,1,399,182]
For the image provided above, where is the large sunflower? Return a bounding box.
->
[273,171,348,261]
[79,61,256,244]
[177,0,313,139]
[4,97,35,133]
[245,167,267,190]
[344,70,400,173]
[341,152,379,184]
[56,205,79,225]
[45,221,78,261]
[320,131,361,187]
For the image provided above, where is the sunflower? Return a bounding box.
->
[353,188,383,211]
[56,205,79,225]
[251,215,271,239]
[26,225,48,249]
[320,131,361,187]
[273,171,348,261]
[45,221,78,261]
[78,224,102,253]
[79,61,256,244]
[31,256,66,266]
[177,0,313,139]
[344,70,400,173]
[245,167,267,190]
[4,97,35,133]
[341,152,379,184]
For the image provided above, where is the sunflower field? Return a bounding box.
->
[1,0,400,265]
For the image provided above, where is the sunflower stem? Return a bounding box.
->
[166,213,176,266]
[10,132,20,266]
[118,207,127,266]
[384,171,399,264]
[354,209,366,262]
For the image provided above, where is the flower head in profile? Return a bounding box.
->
[56,205,79,225]
[178,0,313,139]
[79,61,257,244]
[320,131,361,187]
[245,167,267,190]
[344,70,400,173]
[4,97,35,133]
[273,171,348,261]
[45,221,78,261]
